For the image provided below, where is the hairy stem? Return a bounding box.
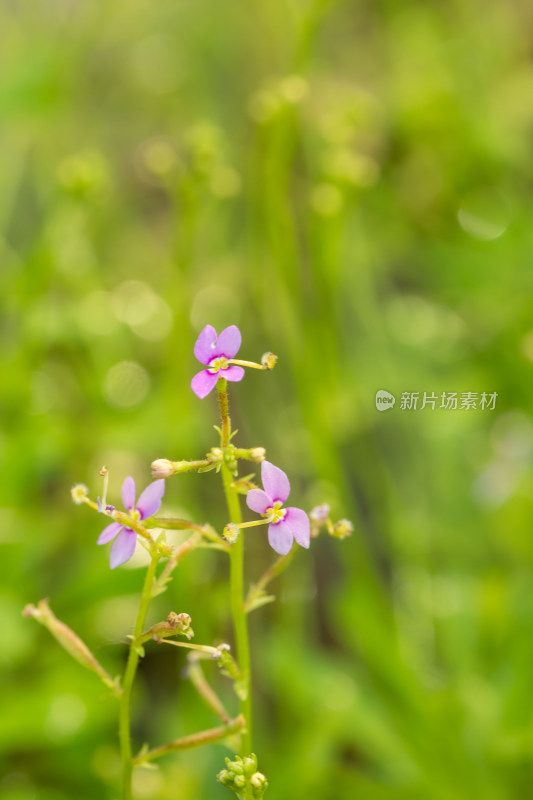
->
[217,379,253,753]
[119,550,160,800]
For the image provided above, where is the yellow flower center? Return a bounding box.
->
[266,501,286,524]
[130,509,141,522]
[208,356,229,374]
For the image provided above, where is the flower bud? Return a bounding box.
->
[310,503,330,523]
[71,484,89,505]
[249,447,266,463]
[261,352,278,370]
[217,769,231,786]
[150,459,175,478]
[242,754,258,775]
[217,755,267,798]
[250,771,268,797]
[332,518,353,539]
[208,447,224,463]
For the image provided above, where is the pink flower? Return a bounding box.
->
[97,476,165,569]
[191,325,245,399]
[246,461,310,555]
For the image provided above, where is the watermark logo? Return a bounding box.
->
[375,390,498,411]
[375,390,396,411]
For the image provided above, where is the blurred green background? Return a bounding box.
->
[2,0,533,797]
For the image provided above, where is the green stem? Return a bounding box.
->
[133,715,246,765]
[244,547,297,613]
[217,379,253,754]
[119,550,160,800]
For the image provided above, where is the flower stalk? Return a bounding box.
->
[119,548,161,800]
[217,378,253,754]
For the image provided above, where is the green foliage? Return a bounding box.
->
[1,0,533,797]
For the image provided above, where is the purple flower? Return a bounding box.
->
[97,476,165,569]
[191,325,244,399]
[246,461,310,555]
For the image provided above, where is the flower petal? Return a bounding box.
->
[246,489,272,514]
[285,507,310,549]
[220,365,245,383]
[121,476,136,510]
[261,461,290,504]
[110,528,137,569]
[136,479,165,519]
[268,521,293,555]
[194,325,218,365]
[97,522,122,545]
[216,325,241,359]
[191,369,219,399]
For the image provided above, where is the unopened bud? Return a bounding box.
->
[223,523,240,543]
[217,769,231,786]
[242,754,258,775]
[150,459,175,478]
[310,503,330,523]
[249,447,266,463]
[332,518,353,539]
[208,447,224,463]
[217,754,267,797]
[261,352,278,370]
[71,484,89,505]
[250,771,268,796]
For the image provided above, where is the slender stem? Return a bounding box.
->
[133,716,246,765]
[187,657,231,722]
[228,359,265,370]
[154,638,221,655]
[152,533,202,595]
[119,550,160,800]
[244,548,297,612]
[217,379,253,753]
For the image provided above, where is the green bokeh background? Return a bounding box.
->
[2,0,533,797]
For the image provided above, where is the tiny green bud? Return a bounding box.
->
[233,775,246,789]
[71,484,89,505]
[217,769,231,786]
[242,754,258,775]
[261,352,278,370]
[250,771,268,797]
[249,447,266,463]
[332,518,353,539]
